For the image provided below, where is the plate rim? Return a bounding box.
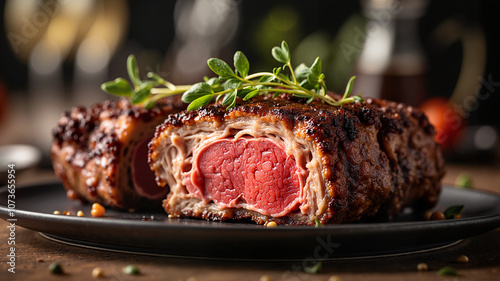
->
[1,181,500,232]
[1,181,500,259]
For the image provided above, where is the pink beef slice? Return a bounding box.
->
[189,138,304,217]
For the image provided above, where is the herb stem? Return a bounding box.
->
[242,74,303,92]
[242,75,338,106]
[150,85,192,95]
[261,88,336,105]
[163,80,178,91]
[244,72,274,80]
[287,61,298,85]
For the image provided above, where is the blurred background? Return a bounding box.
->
[0,0,499,172]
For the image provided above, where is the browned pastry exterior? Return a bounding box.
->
[149,94,444,225]
[52,97,186,210]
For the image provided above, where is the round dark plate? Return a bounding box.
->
[1,182,500,260]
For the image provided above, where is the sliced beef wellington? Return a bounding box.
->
[52,97,186,210]
[149,94,445,225]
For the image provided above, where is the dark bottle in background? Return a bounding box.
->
[354,0,429,107]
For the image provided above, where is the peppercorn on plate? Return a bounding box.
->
[1,182,499,260]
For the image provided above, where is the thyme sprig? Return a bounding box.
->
[101,41,363,110]
[100,55,191,108]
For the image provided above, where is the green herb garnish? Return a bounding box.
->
[101,41,363,110]
[122,264,140,275]
[437,266,458,276]
[304,261,323,274]
[48,262,64,274]
[444,205,464,219]
[101,55,191,108]
[455,172,473,189]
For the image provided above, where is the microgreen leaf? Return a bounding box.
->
[281,41,290,59]
[100,77,133,97]
[222,89,238,107]
[307,72,320,87]
[254,84,268,90]
[273,67,282,77]
[131,82,155,104]
[277,72,290,82]
[310,57,322,76]
[208,58,235,79]
[228,94,238,108]
[205,77,221,87]
[306,58,325,90]
[224,78,243,91]
[259,75,275,83]
[295,63,311,81]
[243,89,260,101]
[236,88,253,98]
[299,79,311,88]
[293,92,311,99]
[127,54,142,87]
[444,205,464,219]
[296,60,322,91]
[272,45,289,64]
[187,94,213,111]
[182,82,214,103]
[215,93,223,103]
[342,76,357,100]
[234,51,249,78]
[147,72,165,85]
[144,100,156,109]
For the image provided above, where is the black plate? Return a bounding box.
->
[1,182,500,260]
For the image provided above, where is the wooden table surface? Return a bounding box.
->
[1,162,499,281]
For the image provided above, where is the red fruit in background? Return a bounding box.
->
[419,97,465,149]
